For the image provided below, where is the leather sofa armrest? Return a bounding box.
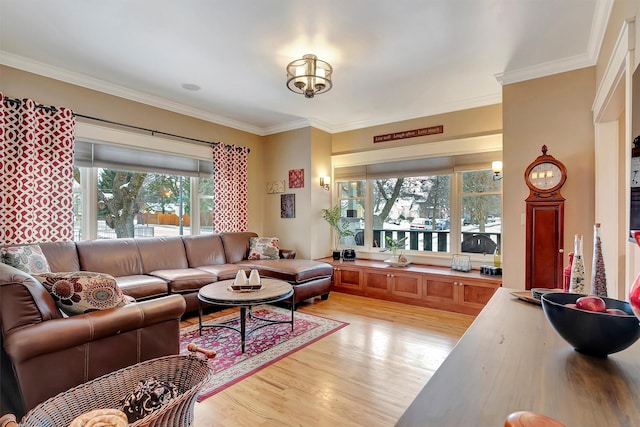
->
[280,249,296,259]
[4,295,186,363]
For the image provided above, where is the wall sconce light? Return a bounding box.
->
[320,176,330,190]
[492,161,503,181]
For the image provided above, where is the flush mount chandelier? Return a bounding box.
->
[286,54,333,98]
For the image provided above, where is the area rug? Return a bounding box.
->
[179,305,348,401]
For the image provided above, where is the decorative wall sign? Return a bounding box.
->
[281,194,295,218]
[288,169,304,188]
[373,125,444,143]
[266,180,285,194]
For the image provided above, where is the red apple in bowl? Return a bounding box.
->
[576,296,607,312]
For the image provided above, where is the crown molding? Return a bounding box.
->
[495,0,613,86]
[494,53,594,86]
[0,51,265,136]
[327,93,503,134]
[261,117,333,135]
[587,0,615,64]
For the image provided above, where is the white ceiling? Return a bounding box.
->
[0,0,612,136]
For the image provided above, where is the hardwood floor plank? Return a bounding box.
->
[186,292,474,426]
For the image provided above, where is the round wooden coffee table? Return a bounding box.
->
[197,278,294,352]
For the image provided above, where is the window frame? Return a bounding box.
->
[331,134,502,267]
[73,122,216,240]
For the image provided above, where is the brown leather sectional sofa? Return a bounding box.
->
[0,232,332,418]
[37,231,333,312]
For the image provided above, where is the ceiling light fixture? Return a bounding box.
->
[286,54,333,98]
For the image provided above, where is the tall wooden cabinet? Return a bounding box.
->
[324,258,502,316]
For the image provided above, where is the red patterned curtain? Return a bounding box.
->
[212,143,249,233]
[0,94,76,244]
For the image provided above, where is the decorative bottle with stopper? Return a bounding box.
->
[569,234,585,294]
[590,223,607,297]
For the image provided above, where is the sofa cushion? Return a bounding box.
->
[248,237,280,260]
[34,271,129,316]
[136,237,189,273]
[39,241,80,272]
[76,239,143,277]
[1,245,50,275]
[148,268,216,293]
[220,232,258,263]
[182,235,227,267]
[196,264,250,281]
[116,275,169,301]
[236,259,333,283]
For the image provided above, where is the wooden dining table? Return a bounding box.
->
[396,287,640,427]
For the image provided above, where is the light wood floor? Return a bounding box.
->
[183,292,475,427]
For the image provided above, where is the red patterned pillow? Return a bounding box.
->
[34,271,130,316]
[248,237,280,260]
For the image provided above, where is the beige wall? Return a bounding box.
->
[332,104,502,154]
[1,65,266,233]
[310,128,334,259]
[262,128,313,258]
[503,67,596,289]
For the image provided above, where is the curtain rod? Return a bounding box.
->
[1,96,250,153]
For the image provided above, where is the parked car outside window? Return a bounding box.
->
[410,218,433,230]
[435,218,450,230]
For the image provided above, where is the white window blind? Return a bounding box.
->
[334,151,500,180]
[74,140,214,177]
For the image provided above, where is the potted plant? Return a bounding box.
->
[381,235,408,263]
[322,205,354,259]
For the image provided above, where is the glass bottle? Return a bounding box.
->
[590,223,607,297]
[493,245,501,268]
[569,234,585,294]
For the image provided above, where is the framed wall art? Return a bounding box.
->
[281,194,295,218]
[288,169,304,188]
[266,180,285,194]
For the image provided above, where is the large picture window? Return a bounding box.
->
[72,139,214,240]
[333,152,502,260]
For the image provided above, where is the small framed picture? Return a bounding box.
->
[281,194,295,218]
[288,169,304,188]
[266,180,285,194]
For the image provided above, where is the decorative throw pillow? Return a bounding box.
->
[248,237,280,260]
[0,245,51,274]
[34,271,129,316]
[120,377,179,423]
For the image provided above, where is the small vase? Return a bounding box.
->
[590,223,607,297]
[569,234,585,294]
[628,231,640,319]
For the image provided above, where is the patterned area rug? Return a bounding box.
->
[179,305,348,401]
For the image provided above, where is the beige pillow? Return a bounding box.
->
[34,271,129,316]
[247,237,280,260]
[0,245,50,274]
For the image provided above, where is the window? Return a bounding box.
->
[336,180,366,246]
[198,177,215,234]
[333,157,501,260]
[73,139,214,240]
[460,170,502,255]
[371,175,451,252]
[72,168,83,241]
[95,168,192,239]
